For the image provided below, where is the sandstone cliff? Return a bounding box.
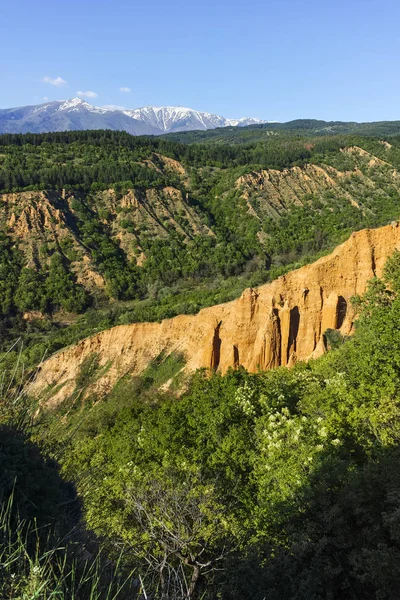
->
[32,223,400,405]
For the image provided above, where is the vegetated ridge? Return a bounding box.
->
[167,118,400,143]
[1,133,400,304]
[5,132,400,600]
[6,229,400,600]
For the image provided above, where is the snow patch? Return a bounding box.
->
[58,98,108,114]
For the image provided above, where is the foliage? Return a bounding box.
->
[166,120,400,144]
[7,130,400,597]
[0,362,136,599]
[0,130,359,191]
[37,251,400,599]
[0,492,135,600]
[46,253,89,312]
[0,232,23,316]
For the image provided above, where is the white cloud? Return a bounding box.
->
[42,75,67,87]
[119,87,131,93]
[103,104,126,111]
[43,96,49,101]
[77,90,98,99]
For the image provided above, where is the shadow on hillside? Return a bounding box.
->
[221,443,400,600]
[0,423,80,527]
[0,424,140,598]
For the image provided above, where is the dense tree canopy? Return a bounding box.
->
[4,129,400,598]
[26,251,400,599]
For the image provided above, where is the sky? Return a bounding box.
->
[1,0,400,122]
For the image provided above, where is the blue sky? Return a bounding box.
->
[1,0,400,121]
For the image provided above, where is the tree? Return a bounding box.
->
[14,268,47,313]
[0,232,22,316]
[125,473,231,600]
[45,253,88,312]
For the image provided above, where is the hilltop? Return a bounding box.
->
[166,118,400,143]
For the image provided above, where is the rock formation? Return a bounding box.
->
[32,224,400,405]
[236,148,400,219]
[0,183,211,295]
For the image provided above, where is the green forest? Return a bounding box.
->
[165,118,400,144]
[2,130,400,598]
[3,247,400,598]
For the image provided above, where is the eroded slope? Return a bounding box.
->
[32,223,400,406]
[0,183,211,295]
[236,146,400,219]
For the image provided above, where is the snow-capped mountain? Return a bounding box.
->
[125,106,225,132]
[124,106,267,132]
[0,98,267,135]
[0,99,160,135]
[55,98,109,114]
[226,117,269,127]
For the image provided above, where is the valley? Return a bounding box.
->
[3,127,400,600]
[1,131,400,365]
[4,1,400,597]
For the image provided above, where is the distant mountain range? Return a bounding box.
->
[0,98,268,135]
[2,99,400,139]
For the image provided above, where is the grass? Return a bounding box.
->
[0,493,135,599]
[0,355,137,600]
[36,351,187,447]
[138,351,186,390]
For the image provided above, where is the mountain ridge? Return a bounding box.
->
[0,98,266,135]
[3,98,400,139]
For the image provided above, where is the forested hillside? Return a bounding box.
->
[2,131,400,368]
[2,128,400,598]
[4,248,400,598]
[54,254,400,599]
[166,118,400,144]
[5,0,400,593]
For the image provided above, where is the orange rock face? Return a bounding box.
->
[32,224,400,405]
